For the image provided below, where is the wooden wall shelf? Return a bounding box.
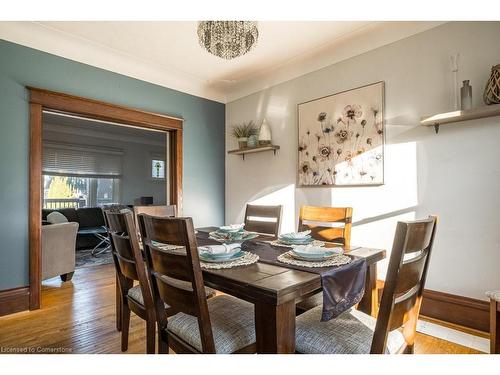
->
[227,145,280,160]
[421,105,500,133]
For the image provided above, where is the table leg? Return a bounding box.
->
[357,263,378,317]
[254,299,296,353]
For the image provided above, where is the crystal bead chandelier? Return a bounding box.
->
[197,21,259,60]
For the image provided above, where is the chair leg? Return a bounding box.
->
[116,279,122,332]
[121,303,131,352]
[60,272,74,282]
[157,325,169,354]
[146,319,156,354]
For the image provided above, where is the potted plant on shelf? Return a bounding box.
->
[231,121,258,149]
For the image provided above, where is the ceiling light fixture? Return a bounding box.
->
[197,21,259,60]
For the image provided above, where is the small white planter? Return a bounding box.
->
[238,137,248,149]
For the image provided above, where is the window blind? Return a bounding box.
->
[43,143,123,177]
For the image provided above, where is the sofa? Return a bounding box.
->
[42,207,106,250]
[42,222,79,281]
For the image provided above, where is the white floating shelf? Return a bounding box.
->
[421,104,500,133]
[227,145,280,160]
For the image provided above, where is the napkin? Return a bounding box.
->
[219,224,245,232]
[198,243,241,255]
[280,230,311,239]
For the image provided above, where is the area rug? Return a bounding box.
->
[75,248,113,268]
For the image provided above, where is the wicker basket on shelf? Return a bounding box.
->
[484,64,500,105]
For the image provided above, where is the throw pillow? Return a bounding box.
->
[47,211,69,224]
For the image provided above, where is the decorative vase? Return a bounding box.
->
[460,80,472,110]
[238,137,248,149]
[258,118,272,145]
[450,53,460,110]
[484,64,500,105]
[247,134,258,148]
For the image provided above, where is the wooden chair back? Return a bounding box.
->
[244,204,282,237]
[371,216,438,354]
[298,206,353,246]
[140,214,216,353]
[104,209,154,310]
[133,205,177,236]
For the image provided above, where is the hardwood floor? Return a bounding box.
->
[0,264,483,354]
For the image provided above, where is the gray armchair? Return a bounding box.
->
[42,222,79,281]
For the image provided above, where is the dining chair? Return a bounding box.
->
[104,208,157,353]
[140,214,257,354]
[102,205,135,332]
[296,206,353,312]
[298,206,353,245]
[295,216,437,354]
[133,205,177,232]
[486,290,500,353]
[243,204,282,237]
[137,213,216,303]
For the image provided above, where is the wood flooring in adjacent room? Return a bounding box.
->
[0,264,484,354]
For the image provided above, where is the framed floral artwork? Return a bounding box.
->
[297,81,385,186]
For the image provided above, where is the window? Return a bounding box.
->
[96,178,115,206]
[43,175,89,209]
[43,175,120,209]
[42,143,122,209]
[151,159,165,180]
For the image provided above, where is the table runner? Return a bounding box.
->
[196,231,366,321]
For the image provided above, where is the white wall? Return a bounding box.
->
[43,130,167,206]
[226,22,500,300]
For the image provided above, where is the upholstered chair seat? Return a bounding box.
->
[126,285,144,305]
[486,290,500,302]
[295,306,405,354]
[167,295,256,354]
[127,284,216,306]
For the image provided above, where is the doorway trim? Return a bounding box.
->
[28,87,183,310]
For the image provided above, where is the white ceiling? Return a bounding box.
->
[0,21,444,103]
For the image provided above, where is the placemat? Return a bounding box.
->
[200,251,259,270]
[152,242,186,254]
[277,251,352,268]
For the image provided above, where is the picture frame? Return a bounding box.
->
[297,81,385,187]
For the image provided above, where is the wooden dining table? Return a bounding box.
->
[196,227,386,354]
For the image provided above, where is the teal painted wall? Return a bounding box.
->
[0,40,225,290]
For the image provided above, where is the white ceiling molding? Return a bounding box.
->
[0,21,445,104]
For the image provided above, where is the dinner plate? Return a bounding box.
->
[292,245,331,255]
[277,237,314,245]
[218,224,245,233]
[199,251,245,263]
[289,251,338,261]
[279,230,311,239]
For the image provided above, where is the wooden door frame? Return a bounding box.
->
[28,87,183,310]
